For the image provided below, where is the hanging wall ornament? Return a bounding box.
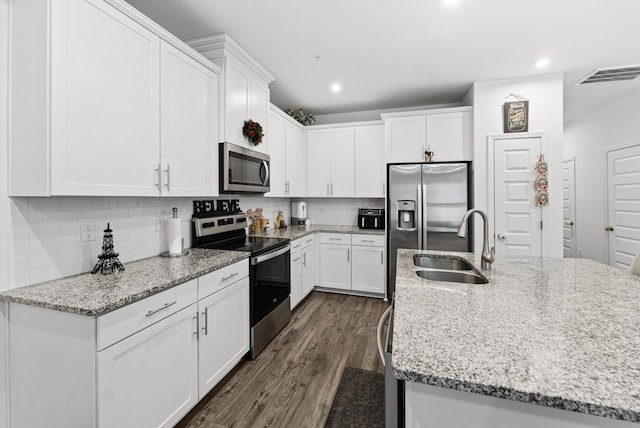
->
[535,154,549,206]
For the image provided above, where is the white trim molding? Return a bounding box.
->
[187,33,275,84]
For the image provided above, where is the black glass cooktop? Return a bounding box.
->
[198,235,290,256]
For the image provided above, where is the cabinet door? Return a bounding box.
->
[385,116,426,163]
[355,125,385,197]
[161,42,218,197]
[97,304,198,428]
[426,112,471,161]
[330,127,356,197]
[320,244,351,290]
[301,245,315,299]
[290,251,304,309]
[351,245,385,294]
[50,0,160,196]
[266,111,287,197]
[307,130,332,197]
[250,78,270,154]
[224,57,251,146]
[198,278,250,397]
[286,122,307,197]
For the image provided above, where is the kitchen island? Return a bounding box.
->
[393,249,640,427]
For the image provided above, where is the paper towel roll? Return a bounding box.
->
[167,218,182,255]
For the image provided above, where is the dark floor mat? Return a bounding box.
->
[324,367,385,428]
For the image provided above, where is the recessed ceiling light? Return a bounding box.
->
[331,83,342,93]
[536,58,550,68]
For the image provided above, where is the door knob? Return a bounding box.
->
[497,233,506,240]
[605,226,614,231]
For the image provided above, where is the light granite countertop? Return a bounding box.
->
[0,249,250,317]
[392,249,640,422]
[250,224,385,240]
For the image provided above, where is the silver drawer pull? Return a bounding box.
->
[361,239,375,243]
[293,257,303,263]
[146,301,177,317]
[329,238,342,241]
[222,272,239,281]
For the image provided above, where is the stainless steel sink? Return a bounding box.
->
[416,269,488,284]
[413,254,474,271]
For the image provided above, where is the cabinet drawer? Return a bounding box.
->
[302,234,315,248]
[352,234,384,247]
[291,238,304,252]
[97,279,198,350]
[198,259,249,300]
[320,233,351,245]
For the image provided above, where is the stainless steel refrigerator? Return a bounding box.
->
[387,162,473,297]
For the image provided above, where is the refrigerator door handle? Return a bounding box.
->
[416,184,423,249]
[422,184,428,250]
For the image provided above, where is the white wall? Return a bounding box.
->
[1,0,10,424]
[313,102,463,125]
[564,88,640,263]
[472,74,564,257]
[305,198,383,226]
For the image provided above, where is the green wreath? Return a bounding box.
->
[243,119,264,146]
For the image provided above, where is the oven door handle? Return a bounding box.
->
[251,244,291,265]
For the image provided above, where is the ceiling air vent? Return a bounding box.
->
[576,65,640,85]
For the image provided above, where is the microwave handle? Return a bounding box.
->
[261,160,270,186]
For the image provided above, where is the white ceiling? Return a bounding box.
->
[126,0,640,122]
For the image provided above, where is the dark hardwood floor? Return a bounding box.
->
[176,291,389,428]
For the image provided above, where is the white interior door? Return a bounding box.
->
[562,158,577,258]
[493,136,543,257]
[607,144,640,267]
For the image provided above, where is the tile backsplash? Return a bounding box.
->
[5,195,382,290]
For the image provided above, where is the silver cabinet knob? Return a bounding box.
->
[497,233,506,240]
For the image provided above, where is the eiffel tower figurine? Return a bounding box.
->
[92,223,125,275]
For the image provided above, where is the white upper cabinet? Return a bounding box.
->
[9,0,220,197]
[188,34,275,154]
[160,42,219,197]
[307,127,355,197]
[266,110,287,196]
[285,121,308,197]
[384,116,426,164]
[425,111,473,161]
[266,106,307,197]
[382,107,472,164]
[355,124,385,197]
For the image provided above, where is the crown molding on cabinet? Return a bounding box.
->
[269,104,306,130]
[102,0,220,74]
[380,105,472,120]
[186,33,276,84]
[305,120,384,130]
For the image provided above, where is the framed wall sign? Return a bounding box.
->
[503,100,529,133]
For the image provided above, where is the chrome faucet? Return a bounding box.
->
[457,208,495,270]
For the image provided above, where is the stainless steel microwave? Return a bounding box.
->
[219,142,270,193]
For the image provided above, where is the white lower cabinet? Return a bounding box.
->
[97,304,199,428]
[7,259,249,428]
[351,247,385,294]
[320,233,352,290]
[291,234,316,309]
[198,277,250,397]
[320,233,385,295]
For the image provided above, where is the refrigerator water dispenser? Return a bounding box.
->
[397,200,416,229]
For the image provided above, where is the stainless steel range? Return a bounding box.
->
[192,202,291,359]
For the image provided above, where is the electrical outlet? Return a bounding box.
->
[155,216,165,232]
[80,222,96,242]
[578,248,583,258]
